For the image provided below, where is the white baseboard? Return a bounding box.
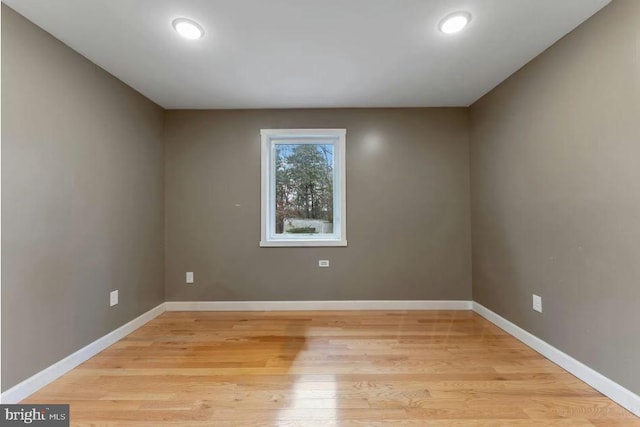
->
[472,302,640,418]
[0,303,166,404]
[164,300,473,311]
[4,299,637,419]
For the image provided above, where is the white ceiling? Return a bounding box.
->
[3,0,610,109]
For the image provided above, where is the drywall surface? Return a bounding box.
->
[1,5,165,390]
[165,108,471,302]
[470,0,640,393]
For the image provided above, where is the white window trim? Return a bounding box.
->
[260,128,347,247]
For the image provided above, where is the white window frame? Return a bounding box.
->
[260,128,347,247]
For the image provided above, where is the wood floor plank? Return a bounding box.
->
[22,311,639,426]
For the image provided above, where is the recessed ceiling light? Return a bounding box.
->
[172,18,204,40]
[439,12,471,34]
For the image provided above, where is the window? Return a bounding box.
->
[260,129,346,247]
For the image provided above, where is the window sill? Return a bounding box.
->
[260,239,348,247]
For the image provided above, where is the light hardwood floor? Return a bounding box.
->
[24,311,640,426]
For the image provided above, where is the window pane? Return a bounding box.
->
[274,143,334,235]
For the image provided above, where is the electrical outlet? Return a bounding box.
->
[186,272,194,284]
[110,290,119,307]
[532,294,542,313]
[318,260,330,268]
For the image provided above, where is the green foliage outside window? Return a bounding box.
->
[275,144,333,234]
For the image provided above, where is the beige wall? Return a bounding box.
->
[1,5,165,390]
[470,0,640,394]
[165,109,471,302]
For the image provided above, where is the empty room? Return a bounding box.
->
[1,0,639,425]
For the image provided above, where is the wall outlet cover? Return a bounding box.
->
[318,260,330,267]
[110,290,119,307]
[186,272,194,284]
[533,294,542,313]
